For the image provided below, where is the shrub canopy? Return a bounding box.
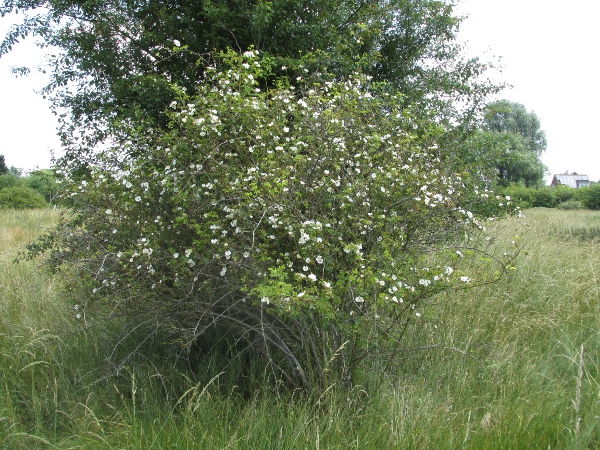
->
[0,173,23,190]
[34,52,518,390]
[0,186,48,209]
[582,184,600,210]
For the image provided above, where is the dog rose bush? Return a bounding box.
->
[36,50,517,390]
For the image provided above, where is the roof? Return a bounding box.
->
[551,174,590,188]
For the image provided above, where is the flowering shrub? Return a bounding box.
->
[36,50,517,390]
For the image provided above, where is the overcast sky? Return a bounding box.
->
[0,25,61,173]
[1,1,599,182]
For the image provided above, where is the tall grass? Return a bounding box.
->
[0,207,598,448]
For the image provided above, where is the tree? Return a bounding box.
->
[1,0,500,163]
[0,154,8,175]
[8,166,22,177]
[0,173,22,190]
[465,100,548,187]
[4,0,518,391]
[484,100,547,154]
[29,52,518,391]
[24,169,61,203]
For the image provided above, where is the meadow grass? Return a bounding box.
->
[0,207,598,448]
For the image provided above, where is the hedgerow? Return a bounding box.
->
[582,184,600,210]
[504,184,599,210]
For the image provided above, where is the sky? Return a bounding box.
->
[1,1,599,182]
[0,27,61,173]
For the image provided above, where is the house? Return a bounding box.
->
[551,173,590,188]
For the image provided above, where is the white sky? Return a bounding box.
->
[1,1,599,182]
[0,30,61,173]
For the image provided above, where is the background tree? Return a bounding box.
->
[0,155,25,195]
[24,169,60,203]
[0,163,57,207]
[464,100,548,187]
[0,173,22,190]
[484,100,547,154]
[8,166,22,177]
[1,0,500,164]
[0,154,8,175]
[0,185,48,209]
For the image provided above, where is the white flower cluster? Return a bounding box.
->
[58,49,516,323]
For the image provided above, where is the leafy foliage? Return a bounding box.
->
[33,52,517,391]
[0,186,48,209]
[1,0,500,162]
[555,199,584,210]
[502,184,600,211]
[530,187,558,208]
[484,100,547,154]
[0,173,23,190]
[553,185,576,204]
[0,169,60,205]
[0,154,8,174]
[466,100,547,187]
[503,186,558,209]
[24,169,61,203]
[581,184,600,210]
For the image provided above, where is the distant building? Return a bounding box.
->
[550,173,590,188]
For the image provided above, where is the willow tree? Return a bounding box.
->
[464,100,548,187]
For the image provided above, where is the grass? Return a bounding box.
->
[0,207,598,448]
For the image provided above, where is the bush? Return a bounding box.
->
[504,185,535,209]
[553,185,574,203]
[35,50,517,392]
[581,184,600,210]
[0,174,23,190]
[0,186,48,209]
[556,199,584,210]
[531,187,557,208]
[24,169,60,203]
[502,185,600,211]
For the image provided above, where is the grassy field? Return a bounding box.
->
[0,207,598,449]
